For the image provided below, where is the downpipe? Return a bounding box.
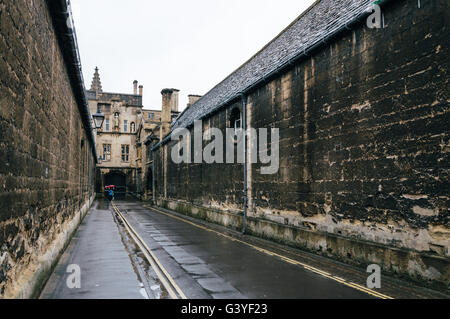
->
[152,149,156,203]
[241,94,248,234]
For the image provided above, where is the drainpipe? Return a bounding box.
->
[152,148,156,203]
[241,93,248,234]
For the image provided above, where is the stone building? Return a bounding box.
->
[87,68,144,198]
[151,0,449,288]
[86,67,188,199]
[0,0,96,297]
[136,90,188,199]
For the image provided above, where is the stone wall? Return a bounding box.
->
[153,0,449,288]
[0,0,96,297]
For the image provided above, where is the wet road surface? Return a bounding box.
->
[115,201,374,299]
[40,200,448,299]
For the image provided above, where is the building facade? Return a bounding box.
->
[87,69,144,198]
[151,0,449,288]
[87,69,187,199]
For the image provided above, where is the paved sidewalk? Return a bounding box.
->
[40,200,146,299]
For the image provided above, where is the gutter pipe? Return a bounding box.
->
[241,94,248,234]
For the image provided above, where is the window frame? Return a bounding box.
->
[229,107,243,138]
[121,144,130,162]
[102,144,111,162]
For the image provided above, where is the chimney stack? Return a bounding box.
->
[133,80,138,95]
[139,85,143,96]
[161,88,180,138]
[187,95,202,108]
[171,89,179,112]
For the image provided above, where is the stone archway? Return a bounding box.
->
[104,171,126,199]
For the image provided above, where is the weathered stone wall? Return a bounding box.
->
[154,100,245,211]
[154,0,449,287]
[0,0,96,297]
[248,0,449,260]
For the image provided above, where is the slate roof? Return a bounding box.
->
[172,0,375,131]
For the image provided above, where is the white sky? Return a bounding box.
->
[71,0,315,112]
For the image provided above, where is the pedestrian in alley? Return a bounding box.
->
[107,188,114,202]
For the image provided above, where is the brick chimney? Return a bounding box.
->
[161,88,179,138]
[133,80,138,95]
[187,95,202,108]
[139,85,143,96]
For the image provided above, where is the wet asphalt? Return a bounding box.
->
[40,200,147,299]
[115,201,373,299]
[40,199,377,299]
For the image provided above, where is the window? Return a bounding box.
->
[121,145,130,162]
[102,144,111,161]
[131,122,136,133]
[124,120,128,132]
[105,119,110,131]
[148,113,155,120]
[230,108,242,135]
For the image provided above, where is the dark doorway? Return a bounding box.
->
[105,172,126,199]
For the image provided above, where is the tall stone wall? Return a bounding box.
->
[154,99,245,211]
[0,0,96,297]
[154,0,449,287]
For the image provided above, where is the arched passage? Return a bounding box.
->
[104,171,126,199]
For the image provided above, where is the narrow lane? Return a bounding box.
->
[40,200,149,299]
[116,200,375,299]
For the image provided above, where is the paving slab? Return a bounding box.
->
[40,200,145,299]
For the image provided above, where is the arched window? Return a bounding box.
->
[131,122,136,133]
[230,107,242,135]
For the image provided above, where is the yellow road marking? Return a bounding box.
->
[145,205,394,300]
[112,203,187,299]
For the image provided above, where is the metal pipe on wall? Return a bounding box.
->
[241,94,248,234]
[152,149,156,203]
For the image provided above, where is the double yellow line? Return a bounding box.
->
[146,205,394,300]
[112,202,187,299]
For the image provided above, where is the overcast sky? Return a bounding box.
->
[71,0,315,111]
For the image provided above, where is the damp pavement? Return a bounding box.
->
[40,200,147,299]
